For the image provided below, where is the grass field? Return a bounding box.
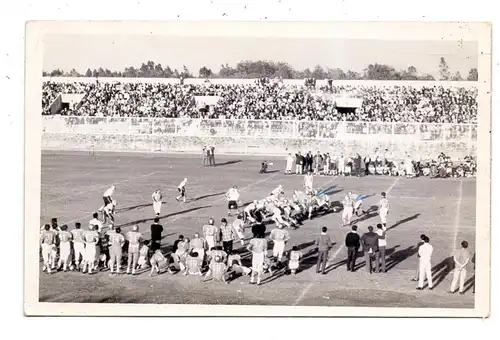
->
[39,151,476,308]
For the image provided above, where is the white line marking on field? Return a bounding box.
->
[327,244,345,265]
[293,282,314,306]
[44,171,160,205]
[386,177,400,195]
[452,179,464,250]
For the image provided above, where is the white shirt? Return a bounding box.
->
[89,218,103,232]
[178,179,187,189]
[152,191,162,202]
[418,243,433,261]
[379,198,389,210]
[376,228,387,247]
[103,188,114,197]
[226,188,240,201]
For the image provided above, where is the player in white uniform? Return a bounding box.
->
[152,189,163,217]
[378,192,390,228]
[176,178,187,203]
[285,153,294,174]
[304,171,314,195]
[269,225,291,267]
[232,214,246,246]
[225,185,241,216]
[342,192,355,226]
[102,200,116,225]
[405,154,414,178]
[100,185,116,212]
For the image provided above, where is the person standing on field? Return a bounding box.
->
[82,225,99,274]
[150,217,163,249]
[361,226,379,274]
[40,224,56,274]
[416,236,434,290]
[345,225,360,272]
[315,226,332,275]
[126,225,142,275]
[285,153,294,174]
[376,224,387,273]
[71,222,85,271]
[378,192,390,228]
[108,227,125,274]
[411,234,427,282]
[57,224,73,271]
[152,189,163,217]
[449,241,471,295]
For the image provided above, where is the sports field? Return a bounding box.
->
[39,151,476,308]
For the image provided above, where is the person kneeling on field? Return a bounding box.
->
[183,251,203,276]
[203,255,228,284]
[138,240,151,269]
[149,243,169,276]
[288,246,303,275]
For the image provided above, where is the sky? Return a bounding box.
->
[43,35,478,78]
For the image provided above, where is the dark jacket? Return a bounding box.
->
[251,223,266,238]
[361,231,379,252]
[150,223,163,241]
[295,154,302,163]
[345,231,360,249]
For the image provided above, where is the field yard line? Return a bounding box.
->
[45,171,160,205]
[386,177,400,195]
[292,282,314,306]
[452,179,464,250]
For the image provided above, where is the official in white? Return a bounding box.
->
[378,192,390,227]
[304,171,314,195]
[416,236,434,290]
[449,240,471,295]
[285,153,294,174]
[152,189,163,217]
[226,185,240,216]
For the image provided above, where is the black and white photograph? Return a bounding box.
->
[24,21,491,317]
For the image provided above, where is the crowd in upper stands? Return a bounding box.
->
[42,80,478,124]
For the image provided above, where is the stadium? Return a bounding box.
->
[39,75,477,308]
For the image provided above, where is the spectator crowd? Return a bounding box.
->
[42,80,478,124]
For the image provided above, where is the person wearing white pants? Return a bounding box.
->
[269,225,291,265]
[82,225,99,274]
[40,224,57,274]
[57,225,73,271]
[71,222,86,270]
[203,218,219,251]
[417,236,434,290]
[449,241,471,294]
[378,192,390,228]
[152,189,162,217]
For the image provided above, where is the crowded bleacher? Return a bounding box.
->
[42,80,478,124]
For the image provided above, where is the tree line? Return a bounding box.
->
[43,57,478,81]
